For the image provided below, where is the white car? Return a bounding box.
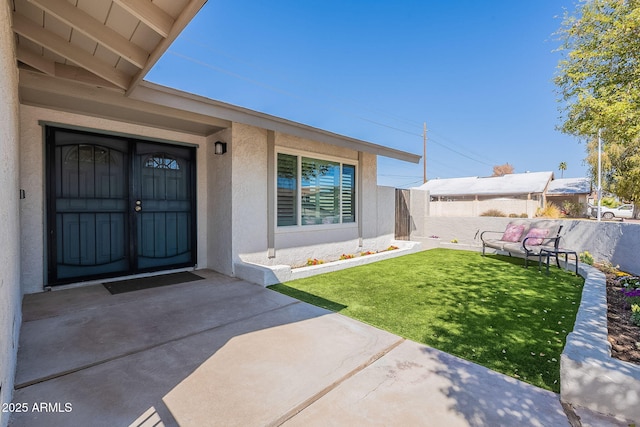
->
[590,204,636,220]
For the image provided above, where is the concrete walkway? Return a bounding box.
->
[7,270,615,426]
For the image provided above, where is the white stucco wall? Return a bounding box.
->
[232,127,392,268]
[231,124,269,268]
[376,186,395,239]
[19,105,206,293]
[206,128,233,276]
[0,3,22,425]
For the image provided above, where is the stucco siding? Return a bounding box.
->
[207,129,233,276]
[19,105,206,293]
[234,128,390,268]
[276,132,358,161]
[0,2,21,425]
[230,123,269,270]
[376,186,395,239]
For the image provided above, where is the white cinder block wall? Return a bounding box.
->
[0,3,22,425]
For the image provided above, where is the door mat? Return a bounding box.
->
[103,272,205,295]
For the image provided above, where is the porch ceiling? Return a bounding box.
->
[11,0,206,94]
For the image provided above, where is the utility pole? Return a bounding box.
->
[423,122,427,183]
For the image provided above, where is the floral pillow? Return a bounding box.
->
[501,224,525,242]
[524,228,550,246]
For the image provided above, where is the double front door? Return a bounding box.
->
[47,127,196,285]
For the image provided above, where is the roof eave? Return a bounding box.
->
[130,81,422,163]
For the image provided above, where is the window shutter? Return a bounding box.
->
[342,164,355,222]
[277,154,297,226]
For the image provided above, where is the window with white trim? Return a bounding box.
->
[277,153,356,227]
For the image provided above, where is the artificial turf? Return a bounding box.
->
[268,248,584,393]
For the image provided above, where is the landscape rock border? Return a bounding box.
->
[561,263,640,422]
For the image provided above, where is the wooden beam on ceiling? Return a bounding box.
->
[26,0,149,68]
[12,13,131,90]
[126,0,206,94]
[54,63,121,90]
[113,0,174,38]
[16,45,55,75]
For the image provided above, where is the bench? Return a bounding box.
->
[480,220,564,268]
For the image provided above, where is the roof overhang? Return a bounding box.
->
[19,69,229,136]
[12,0,207,94]
[12,0,420,163]
[130,81,422,163]
[19,69,421,163]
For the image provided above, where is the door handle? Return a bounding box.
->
[134,200,142,212]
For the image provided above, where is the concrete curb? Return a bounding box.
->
[234,241,422,286]
[561,264,640,422]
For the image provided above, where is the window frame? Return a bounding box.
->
[275,148,358,232]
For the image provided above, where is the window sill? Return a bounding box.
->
[276,222,358,234]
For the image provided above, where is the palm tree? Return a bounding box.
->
[558,161,567,178]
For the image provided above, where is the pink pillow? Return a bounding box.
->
[524,228,550,246]
[501,224,525,242]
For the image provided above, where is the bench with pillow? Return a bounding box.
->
[480,220,563,268]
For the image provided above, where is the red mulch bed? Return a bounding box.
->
[606,273,640,364]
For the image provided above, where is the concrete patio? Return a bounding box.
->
[8,270,622,426]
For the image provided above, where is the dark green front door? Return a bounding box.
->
[47,127,196,285]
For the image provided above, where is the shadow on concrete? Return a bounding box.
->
[425,346,569,427]
[10,270,400,426]
[267,283,347,312]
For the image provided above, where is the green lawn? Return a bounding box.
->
[268,248,584,393]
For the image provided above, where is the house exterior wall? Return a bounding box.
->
[0,2,22,425]
[18,105,207,294]
[206,128,233,276]
[428,197,541,218]
[232,126,391,268]
[18,104,397,289]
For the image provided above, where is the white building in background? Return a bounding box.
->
[414,171,554,218]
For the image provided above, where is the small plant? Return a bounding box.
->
[631,304,640,326]
[579,251,594,265]
[561,201,585,218]
[450,238,458,243]
[519,213,529,218]
[594,260,620,274]
[480,209,506,217]
[508,213,518,218]
[340,254,355,260]
[617,275,640,289]
[616,275,640,325]
[307,258,324,266]
[386,245,399,251]
[535,202,562,218]
[361,250,376,256]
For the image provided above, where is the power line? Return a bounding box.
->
[166,46,500,168]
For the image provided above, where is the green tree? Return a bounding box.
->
[558,161,567,178]
[555,0,640,203]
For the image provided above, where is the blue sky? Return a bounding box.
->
[146,0,587,188]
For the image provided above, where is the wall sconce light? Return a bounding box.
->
[214,141,227,155]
